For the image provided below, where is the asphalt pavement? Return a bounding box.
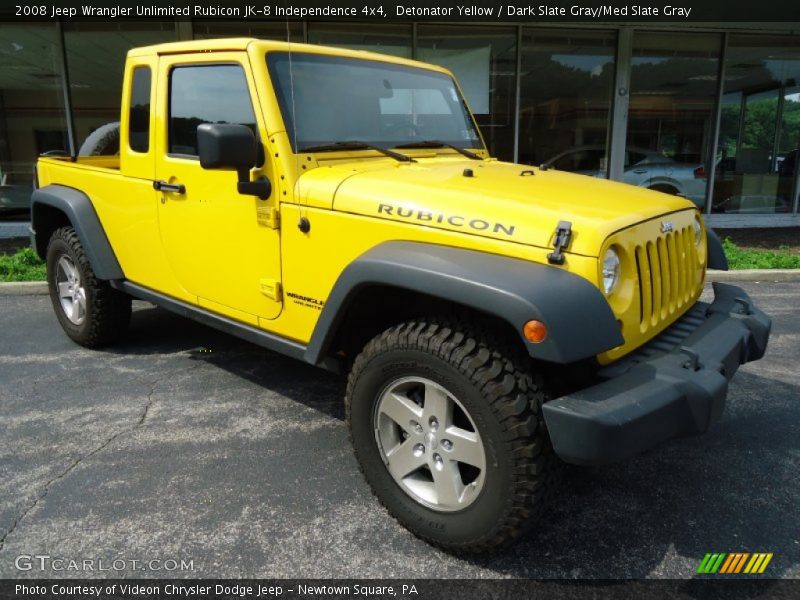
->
[0,283,798,579]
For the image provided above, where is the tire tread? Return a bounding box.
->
[47,226,130,348]
[346,317,558,554]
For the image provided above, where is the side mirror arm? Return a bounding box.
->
[237,177,271,200]
[236,166,271,200]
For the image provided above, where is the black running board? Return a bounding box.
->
[113,281,340,371]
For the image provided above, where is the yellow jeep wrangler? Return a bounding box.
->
[31,39,771,553]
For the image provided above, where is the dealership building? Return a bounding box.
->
[0,19,798,229]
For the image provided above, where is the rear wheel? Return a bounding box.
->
[46,226,131,348]
[346,319,557,553]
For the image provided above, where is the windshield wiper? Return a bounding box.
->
[298,141,414,162]
[394,140,481,160]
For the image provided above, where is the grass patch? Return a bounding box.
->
[723,238,800,270]
[0,247,46,282]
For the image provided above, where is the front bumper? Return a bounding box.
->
[542,282,771,466]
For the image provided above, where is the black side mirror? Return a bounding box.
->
[197,123,271,200]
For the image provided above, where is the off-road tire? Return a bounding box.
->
[46,226,131,347]
[346,319,557,554]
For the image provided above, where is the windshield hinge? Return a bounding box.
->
[547,221,572,265]
[257,206,280,229]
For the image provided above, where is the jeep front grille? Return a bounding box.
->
[634,224,699,332]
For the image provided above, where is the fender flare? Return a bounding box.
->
[31,184,124,280]
[304,241,623,365]
[644,178,682,195]
[706,227,728,271]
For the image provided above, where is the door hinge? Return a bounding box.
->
[257,206,280,229]
[259,279,282,302]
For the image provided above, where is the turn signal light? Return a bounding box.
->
[523,320,548,343]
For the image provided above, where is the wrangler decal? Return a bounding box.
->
[286,292,325,311]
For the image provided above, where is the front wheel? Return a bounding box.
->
[346,319,557,553]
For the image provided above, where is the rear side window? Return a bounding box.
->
[128,67,151,153]
[168,64,256,156]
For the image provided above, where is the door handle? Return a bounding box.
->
[153,180,186,194]
[633,168,648,174]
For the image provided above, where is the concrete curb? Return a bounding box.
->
[0,223,30,239]
[707,269,800,282]
[0,282,49,295]
[1,269,799,296]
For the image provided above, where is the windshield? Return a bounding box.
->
[267,52,482,152]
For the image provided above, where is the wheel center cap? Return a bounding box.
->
[425,431,438,450]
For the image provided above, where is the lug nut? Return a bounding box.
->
[441,439,453,451]
[413,443,425,457]
[410,420,423,434]
[432,453,443,470]
[428,416,439,431]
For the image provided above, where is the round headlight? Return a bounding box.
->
[602,247,620,295]
[694,216,703,245]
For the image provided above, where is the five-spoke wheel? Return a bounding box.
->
[375,377,486,512]
[55,255,87,325]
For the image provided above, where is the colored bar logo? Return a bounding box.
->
[697,552,773,574]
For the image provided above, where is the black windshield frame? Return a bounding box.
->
[266,51,484,154]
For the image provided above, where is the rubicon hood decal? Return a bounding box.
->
[377,202,516,238]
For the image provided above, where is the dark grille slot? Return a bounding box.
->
[648,241,661,324]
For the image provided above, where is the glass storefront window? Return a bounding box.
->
[712,35,800,214]
[518,29,616,175]
[626,32,721,209]
[192,21,303,42]
[63,23,176,156]
[308,23,412,58]
[0,23,68,219]
[416,26,516,160]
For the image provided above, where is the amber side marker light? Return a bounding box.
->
[523,320,548,343]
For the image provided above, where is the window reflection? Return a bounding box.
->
[416,26,516,159]
[519,29,616,174]
[0,23,68,218]
[712,35,800,214]
[307,23,412,58]
[192,21,303,42]
[626,32,721,208]
[169,65,256,156]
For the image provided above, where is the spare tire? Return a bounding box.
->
[78,122,120,156]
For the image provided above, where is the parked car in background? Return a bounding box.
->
[543,145,707,207]
[0,170,33,213]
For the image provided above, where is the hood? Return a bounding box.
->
[297,158,696,257]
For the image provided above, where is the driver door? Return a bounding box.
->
[155,54,282,324]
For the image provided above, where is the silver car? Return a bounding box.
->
[543,145,707,208]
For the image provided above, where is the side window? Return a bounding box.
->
[128,67,151,153]
[169,64,256,156]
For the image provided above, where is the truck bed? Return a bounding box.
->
[40,155,121,172]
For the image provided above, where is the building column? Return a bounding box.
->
[704,32,728,215]
[608,27,632,181]
[55,21,76,157]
